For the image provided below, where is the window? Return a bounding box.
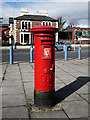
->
[21,34,23,43]
[42,21,52,26]
[28,22,30,29]
[21,21,31,30]
[22,22,24,29]
[21,34,30,44]
[43,22,45,26]
[24,34,29,43]
[49,22,51,26]
[25,22,27,29]
[46,22,48,26]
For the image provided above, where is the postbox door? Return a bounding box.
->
[34,33,55,92]
[37,44,55,91]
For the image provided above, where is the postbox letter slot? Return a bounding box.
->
[41,40,53,43]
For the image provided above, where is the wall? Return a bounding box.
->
[16,20,21,43]
[14,20,57,44]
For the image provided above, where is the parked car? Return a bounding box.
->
[55,42,72,51]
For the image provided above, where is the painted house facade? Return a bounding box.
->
[72,27,90,44]
[9,9,58,45]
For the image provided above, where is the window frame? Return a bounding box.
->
[21,21,32,30]
[42,21,52,26]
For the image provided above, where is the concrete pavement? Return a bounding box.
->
[1,58,89,119]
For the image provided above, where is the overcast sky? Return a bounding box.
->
[0,0,89,28]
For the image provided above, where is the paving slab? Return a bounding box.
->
[58,76,76,85]
[76,85,88,95]
[56,71,72,78]
[2,80,22,87]
[4,75,21,81]
[5,66,20,71]
[80,94,89,102]
[19,63,33,73]
[2,86,24,95]
[55,77,62,84]
[0,96,2,109]
[5,72,20,76]
[57,60,88,76]
[23,82,34,100]
[55,83,66,91]
[61,100,88,118]
[0,69,2,79]
[30,110,69,119]
[88,104,90,117]
[2,94,26,107]
[2,64,7,75]
[21,68,33,73]
[2,106,29,118]
[22,73,34,80]
[6,68,19,71]
[71,117,89,120]
[68,72,86,78]
[56,71,68,76]
[22,78,34,83]
[0,81,1,85]
[0,87,2,95]
[63,92,83,102]
[3,78,21,82]
[0,109,2,120]
[22,72,34,77]
[55,67,63,72]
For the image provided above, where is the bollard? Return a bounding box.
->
[31,26,58,108]
[30,45,33,62]
[64,45,65,51]
[65,45,68,60]
[78,45,81,60]
[10,46,13,64]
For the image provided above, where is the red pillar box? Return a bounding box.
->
[31,26,58,108]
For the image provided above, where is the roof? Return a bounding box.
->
[14,15,57,21]
[72,27,90,30]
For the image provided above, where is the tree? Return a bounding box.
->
[58,17,66,32]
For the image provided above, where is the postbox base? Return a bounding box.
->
[34,90,55,108]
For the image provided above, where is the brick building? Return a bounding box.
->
[9,8,58,45]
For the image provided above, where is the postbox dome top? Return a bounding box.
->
[30,26,58,33]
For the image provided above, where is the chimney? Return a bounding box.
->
[37,9,48,16]
[20,8,29,16]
